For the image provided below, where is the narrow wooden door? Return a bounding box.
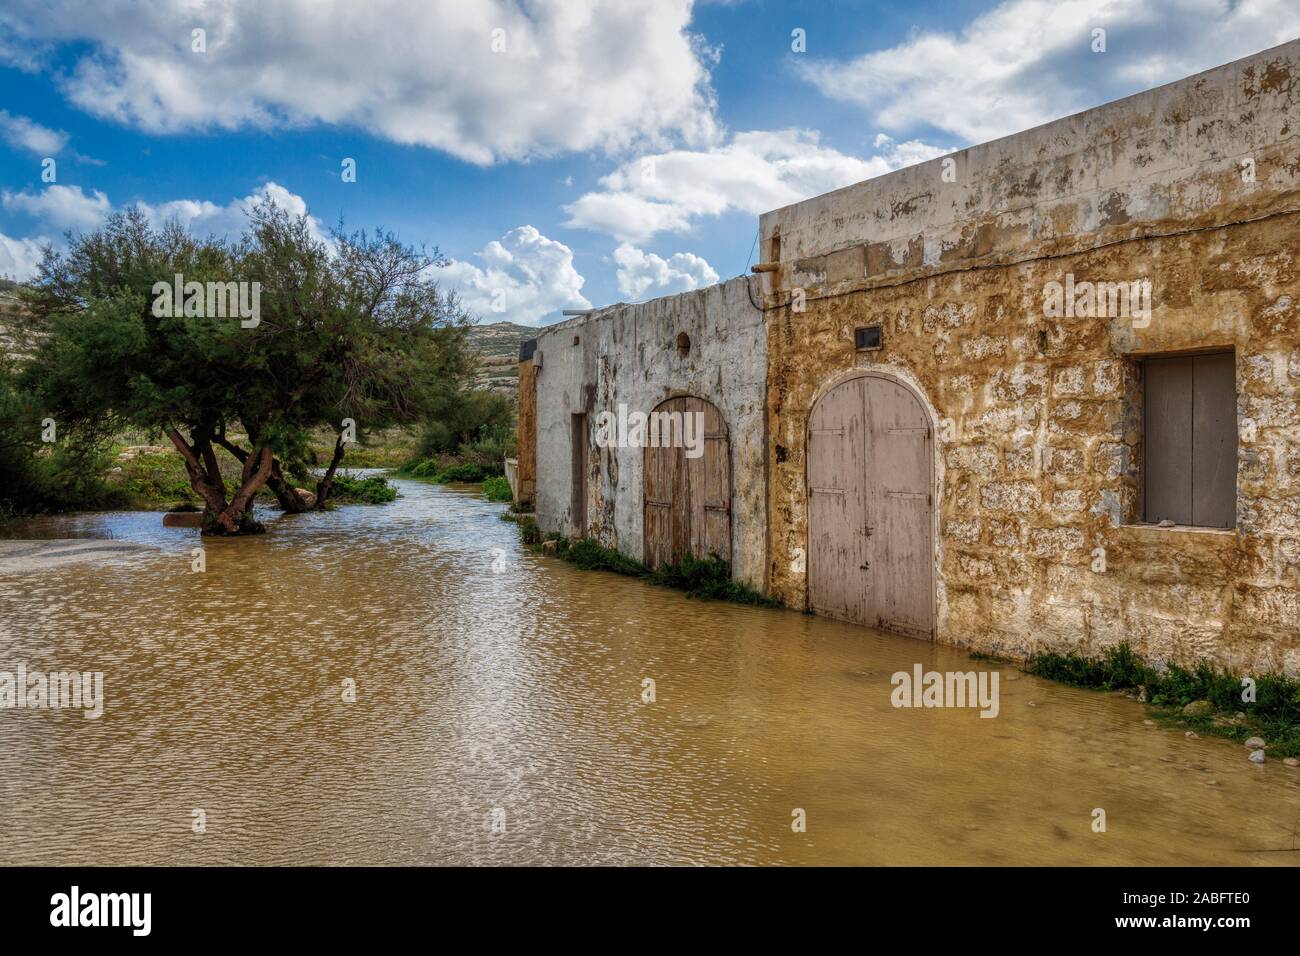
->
[643,396,731,569]
[808,375,933,638]
[571,413,588,537]
[808,377,867,623]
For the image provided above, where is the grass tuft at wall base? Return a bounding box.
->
[532,533,779,607]
[1027,643,1300,757]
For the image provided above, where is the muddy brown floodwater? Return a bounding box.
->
[0,475,1298,865]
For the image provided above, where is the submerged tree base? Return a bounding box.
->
[201,512,267,536]
[528,531,779,608]
[1025,643,1300,758]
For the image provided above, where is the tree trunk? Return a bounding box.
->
[213,445,272,533]
[314,434,346,510]
[170,427,270,535]
[167,426,229,527]
[218,426,309,515]
[214,428,305,514]
[268,458,308,513]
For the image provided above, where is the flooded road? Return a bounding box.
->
[1,476,1297,865]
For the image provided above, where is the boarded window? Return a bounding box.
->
[1142,352,1236,528]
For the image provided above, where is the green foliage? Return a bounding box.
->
[416,389,514,458]
[652,552,777,605]
[1027,642,1156,690]
[0,357,129,516]
[18,203,471,527]
[396,457,490,483]
[1027,642,1300,757]
[438,462,487,482]
[518,516,541,545]
[562,537,646,576]
[327,473,398,504]
[396,457,443,479]
[481,475,512,502]
[457,422,515,472]
[528,531,780,607]
[114,450,202,505]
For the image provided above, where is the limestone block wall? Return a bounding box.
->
[515,352,537,509]
[758,40,1300,674]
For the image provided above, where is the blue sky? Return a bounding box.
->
[1,0,1297,325]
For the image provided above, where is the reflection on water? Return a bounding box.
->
[0,476,1298,865]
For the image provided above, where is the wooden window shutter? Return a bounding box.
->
[1143,352,1236,529]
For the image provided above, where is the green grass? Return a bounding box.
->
[530,532,780,607]
[113,451,204,507]
[1027,643,1300,758]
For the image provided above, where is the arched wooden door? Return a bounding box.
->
[808,374,933,638]
[643,396,731,569]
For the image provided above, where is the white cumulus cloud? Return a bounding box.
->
[565,130,945,243]
[613,243,718,300]
[798,0,1300,145]
[0,0,720,165]
[0,110,68,155]
[0,182,327,280]
[2,184,111,231]
[435,226,591,326]
[2,181,324,243]
[136,181,330,245]
[0,232,47,281]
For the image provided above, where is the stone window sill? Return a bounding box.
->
[1120,522,1235,536]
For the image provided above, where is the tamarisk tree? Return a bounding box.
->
[24,202,467,533]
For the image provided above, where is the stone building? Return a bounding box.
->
[520,277,768,589]
[521,39,1300,674]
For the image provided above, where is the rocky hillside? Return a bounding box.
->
[466,321,533,394]
[0,287,34,361]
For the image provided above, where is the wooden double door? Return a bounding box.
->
[808,374,934,638]
[643,396,731,569]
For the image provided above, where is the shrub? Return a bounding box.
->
[417,389,515,457]
[481,475,512,502]
[456,423,514,475]
[564,537,645,575]
[328,473,398,504]
[518,516,541,545]
[438,462,486,483]
[396,456,488,483]
[1026,643,1158,691]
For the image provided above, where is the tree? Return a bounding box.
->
[23,203,469,533]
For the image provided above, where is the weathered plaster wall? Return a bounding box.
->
[759,41,1300,674]
[532,276,768,588]
[759,42,1300,292]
